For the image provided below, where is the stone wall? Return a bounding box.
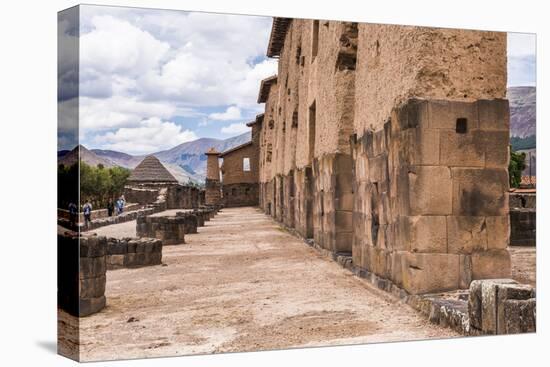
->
[58,229,107,317]
[136,215,187,245]
[166,185,201,209]
[510,209,536,246]
[351,99,511,294]
[222,183,259,207]
[124,187,160,205]
[83,207,159,231]
[257,19,511,295]
[106,237,162,270]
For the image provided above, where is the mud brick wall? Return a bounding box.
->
[293,167,314,238]
[106,237,162,270]
[222,183,259,207]
[57,233,107,317]
[469,279,535,334]
[136,215,187,245]
[510,209,536,246]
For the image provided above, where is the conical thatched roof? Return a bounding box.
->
[128,155,177,183]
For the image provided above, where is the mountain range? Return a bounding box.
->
[508,86,536,138]
[58,132,251,183]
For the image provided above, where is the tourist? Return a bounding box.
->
[68,202,77,228]
[119,195,126,214]
[83,200,93,229]
[107,199,114,217]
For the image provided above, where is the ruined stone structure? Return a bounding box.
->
[205,148,222,206]
[106,237,163,270]
[124,155,203,209]
[58,228,107,317]
[257,18,512,295]
[218,115,262,207]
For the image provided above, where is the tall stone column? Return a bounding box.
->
[205,148,221,206]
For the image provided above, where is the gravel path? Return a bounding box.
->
[73,207,458,362]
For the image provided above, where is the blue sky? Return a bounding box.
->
[57,6,536,154]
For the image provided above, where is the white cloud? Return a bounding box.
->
[79,96,177,131]
[92,117,198,155]
[209,106,242,120]
[76,6,277,151]
[508,33,536,58]
[221,122,249,135]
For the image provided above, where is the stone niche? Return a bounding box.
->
[351,98,511,295]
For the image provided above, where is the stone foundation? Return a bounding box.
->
[205,178,221,206]
[124,187,160,205]
[106,237,162,270]
[175,211,199,234]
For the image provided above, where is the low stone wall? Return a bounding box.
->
[58,203,142,223]
[136,215,187,245]
[106,237,162,270]
[83,207,159,231]
[58,229,107,317]
[222,182,259,207]
[510,208,536,246]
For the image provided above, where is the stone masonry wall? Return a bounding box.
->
[136,215,187,245]
[58,232,107,317]
[106,237,162,270]
[258,19,511,295]
[351,99,511,294]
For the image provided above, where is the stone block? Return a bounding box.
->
[79,295,106,317]
[368,154,389,184]
[108,240,127,255]
[471,249,511,280]
[439,130,485,167]
[497,283,535,334]
[408,166,452,215]
[486,216,509,249]
[451,168,508,216]
[482,131,509,168]
[80,236,106,258]
[468,280,483,330]
[428,100,479,130]
[408,216,447,253]
[447,216,487,254]
[79,256,106,279]
[477,99,509,131]
[108,254,125,267]
[402,253,460,294]
[503,299,536,334]
[459,254,472,289]
[414,128,440,165]
[80,275,106,299]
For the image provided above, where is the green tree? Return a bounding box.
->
[509,150,526,188]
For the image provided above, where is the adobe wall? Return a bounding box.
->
[258,19,511,295]
[221,144,258,185]
[205,151,222,206]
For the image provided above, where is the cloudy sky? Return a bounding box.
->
[58,5,536,154]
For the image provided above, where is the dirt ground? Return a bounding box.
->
[67,207,459,362]
[510,246,536,287]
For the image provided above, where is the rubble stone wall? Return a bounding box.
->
[222,183,259,207]
[510,209,536,246]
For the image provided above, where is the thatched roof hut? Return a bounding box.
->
[127,155,178,184]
